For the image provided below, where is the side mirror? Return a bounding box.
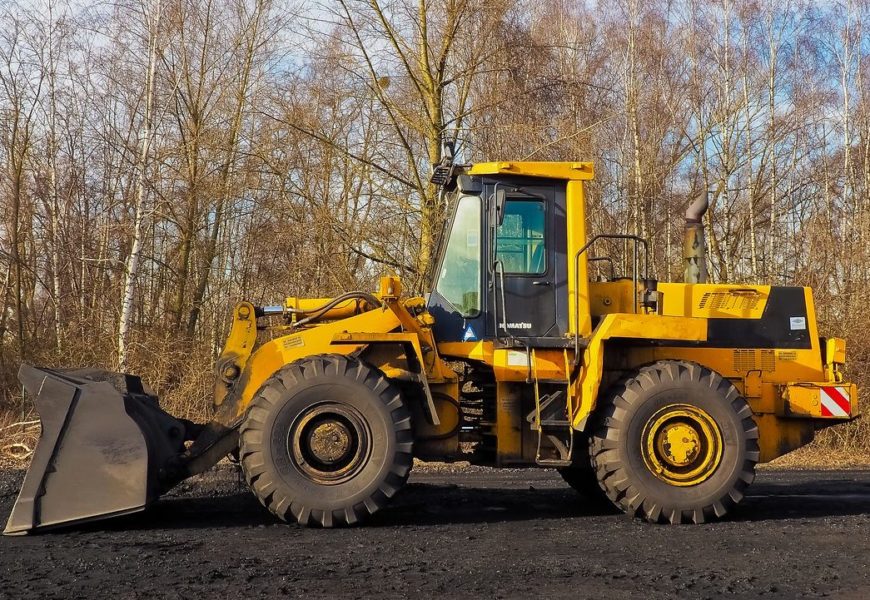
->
[487,187,507,270]
[494,188,506,226]
[442,139,454,162]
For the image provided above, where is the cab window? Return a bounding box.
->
[495,199,546,275]
[435,196,481,316]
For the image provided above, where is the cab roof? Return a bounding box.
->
[467,161,594,181]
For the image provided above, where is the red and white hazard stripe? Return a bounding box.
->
[820,386,851,417]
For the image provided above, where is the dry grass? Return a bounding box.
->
[0,328,218,468]
[119,329,217,424]
[766,444,870,469]
[0,409,39,469]
[763,420,870,469]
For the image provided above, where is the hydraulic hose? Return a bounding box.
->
[290,291,382,328]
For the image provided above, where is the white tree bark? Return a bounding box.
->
[118,0,161,372]
[765,6,779,281]
[741,16,757,281]
[46,0,63,352]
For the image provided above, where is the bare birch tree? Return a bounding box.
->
[118,0,162,371]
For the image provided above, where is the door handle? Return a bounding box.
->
[532,280,551,286]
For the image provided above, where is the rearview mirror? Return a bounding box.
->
[495,188,506,226]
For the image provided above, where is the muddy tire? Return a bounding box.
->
[557,440,620,513]
[239,354,413,527]
[589,361,759,524]
[558,465,620,513]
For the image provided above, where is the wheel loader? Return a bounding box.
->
[4,150,860,534]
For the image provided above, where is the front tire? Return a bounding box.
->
[239,354,413,527]
[590,361,759,524]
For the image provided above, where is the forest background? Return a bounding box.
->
[1,0,869,463]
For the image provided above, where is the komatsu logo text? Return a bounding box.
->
[500,322,532,329]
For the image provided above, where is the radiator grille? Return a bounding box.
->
[698,292,762,311]
[733,349,756,372]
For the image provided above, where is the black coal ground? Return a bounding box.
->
[1,466,870,599]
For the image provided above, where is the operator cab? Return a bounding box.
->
[426,165,570,346]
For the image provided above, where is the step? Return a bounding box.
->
[536,458,573,467]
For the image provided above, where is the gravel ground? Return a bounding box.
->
[1,466,870,599]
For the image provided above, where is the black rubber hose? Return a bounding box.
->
[292,291,382,327]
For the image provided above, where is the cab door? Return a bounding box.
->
[486,183,567,340]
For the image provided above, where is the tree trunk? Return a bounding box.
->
[187,0,266,336]
[118,0,162,371]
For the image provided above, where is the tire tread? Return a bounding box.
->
[589,360,759,524]
[239,354,413,527]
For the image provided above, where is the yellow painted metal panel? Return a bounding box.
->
[493,348,532,381]
[598,313,707,340]
[233,307,403,418]
[496,381,523,463]
[438,340,495,363]
[828,337,846,364]
[589,280,635,315]
[629,347,826,384]
[567,179,591,336]
[571,313,708,429]
[754,414,816,463]
[490,348,569,382]
[468,161,594,180]
[657,282,770,319]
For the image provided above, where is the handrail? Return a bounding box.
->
[587,256,616,281]
[572,234,649,365]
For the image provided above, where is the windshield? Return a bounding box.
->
[434,195,481,317]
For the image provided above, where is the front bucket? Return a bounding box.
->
[4,365,187,535]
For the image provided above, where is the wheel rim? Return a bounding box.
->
[288,402,371,485]
[640,404,723,487]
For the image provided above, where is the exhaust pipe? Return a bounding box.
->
[683,191,709,284]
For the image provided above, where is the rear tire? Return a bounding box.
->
[557,439,620,513]
[558,465,620,513]
[590,361,759,524]
[239,354,413,527]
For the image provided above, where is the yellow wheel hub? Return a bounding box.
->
[641,404,723,487]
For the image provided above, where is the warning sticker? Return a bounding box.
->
[789,316,807,331]
[282,335,304,349]
[820,386,851,417]
[506,350,530,367]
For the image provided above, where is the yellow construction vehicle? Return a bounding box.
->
[4,149,860,533]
